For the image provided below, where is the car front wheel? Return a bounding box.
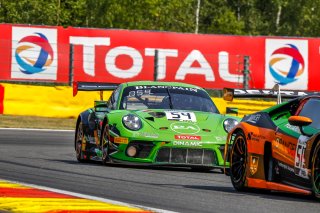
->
[101,122,111,165]
[311,142,320,199]
[75,121,86,162]
[230,131,248,191]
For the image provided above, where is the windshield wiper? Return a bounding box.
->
[166,88,174,109]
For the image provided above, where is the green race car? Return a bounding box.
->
[74,81,239,170]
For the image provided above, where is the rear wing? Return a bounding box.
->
[73,81,119,100]
[223,84,320,104]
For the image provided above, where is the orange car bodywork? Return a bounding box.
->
[225,120,319,195]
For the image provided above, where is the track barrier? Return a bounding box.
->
[2,83,275,118]
[0,84,4,114]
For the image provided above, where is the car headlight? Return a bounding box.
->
[122,114,142,131]
[223,118,239,133]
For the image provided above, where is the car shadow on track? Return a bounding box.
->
[54,159,223,173]
[184,184,318,203]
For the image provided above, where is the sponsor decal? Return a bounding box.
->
[247,132,266,142]
[173,141,202,147]
[128,89,153,97]
[274,137,296,158]
[278,161,295,173]
[246,114,261,124]
[294,135,309,179]
[11,27,58,80]
[175,135,201,140]
[114,137,129,144]
[135,85,198,92]
[265,39,308,89]
[215,136,226,141]
[134,132,159,138]
[285,123,301,133]
[233,89,318,97]
[170,122,200,134]
[249,156,259,175]
[165,111,196,122]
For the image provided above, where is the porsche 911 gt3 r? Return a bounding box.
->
[74,81,240,170]
[224,87,320,199]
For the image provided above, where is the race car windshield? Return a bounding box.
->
[298,98,320,129]
[120,85,219,113]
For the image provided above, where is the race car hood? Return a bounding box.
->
[134,109,226,135]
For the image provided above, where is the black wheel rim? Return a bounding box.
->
[102,125,109,162]
[231,135,247,183]
[313,148,320,195]
[76,123,83,159]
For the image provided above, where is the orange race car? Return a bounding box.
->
[223,87,320,199]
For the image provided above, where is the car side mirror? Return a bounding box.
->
[288,116,313,136]
[223,88,234,101]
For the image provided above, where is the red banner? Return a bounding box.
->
[67,27,256,89]
[0,23,319,90]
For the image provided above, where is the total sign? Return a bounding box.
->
[68,28,245,88]
[265,39,308,90]
[6,24,318,90]
[11,26,58,80]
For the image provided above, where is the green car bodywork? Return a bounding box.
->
[74,81,240,170]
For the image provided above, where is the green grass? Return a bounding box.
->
[0,115,76,130]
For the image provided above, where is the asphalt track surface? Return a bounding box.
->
[0,128,319,213]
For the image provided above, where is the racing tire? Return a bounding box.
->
[311,142,320,200]
[101,122,111,165]
[75,121,86,162]
[230,131,248,191]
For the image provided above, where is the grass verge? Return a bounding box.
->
[0,115,76,130]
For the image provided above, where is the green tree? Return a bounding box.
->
[199,0,244,35]
[0,0,320,37]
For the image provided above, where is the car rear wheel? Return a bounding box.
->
[101,122,111,165]
[311,142,320,199]
[75,121,86,162]
[230,131,248,191]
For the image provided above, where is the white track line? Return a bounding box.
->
[1,178,176,213]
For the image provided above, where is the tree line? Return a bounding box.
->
[0,0,319,37]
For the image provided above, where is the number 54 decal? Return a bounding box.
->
[294,135,310,179]
[165,111,197,122]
